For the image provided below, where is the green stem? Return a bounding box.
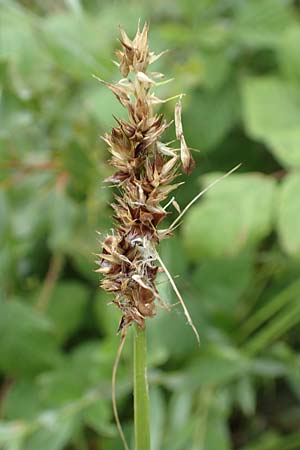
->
[133,325,151,450]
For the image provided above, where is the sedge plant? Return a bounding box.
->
[95,22,238,450]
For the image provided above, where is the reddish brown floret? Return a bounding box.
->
[96,23,194,331]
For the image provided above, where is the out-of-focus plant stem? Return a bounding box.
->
[36,253,64,311]
[134,325,150,450]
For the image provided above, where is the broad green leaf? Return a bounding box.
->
[83,401,115,437]
[184,83,240,151]
[37,368,87,407]
[241,76,300,167]
[180,346,249,389]
[70,340,115,385]
[241,431,300,450]
[202,411,232,450]
[48,191,79,252]
[37,341,114,408]
[69,208,112,285]
[0,4,49,95]
[201,49,231,90]
[41,14,107,80]
[148,237,199,362]
[40,1,145,80]
[46,281,89,343]
[61,142,99,196]
[94,291,120,337]
[0,421,26,450]
[0,300,60,376]
[234,376,256,416]
[169,390,192,434]
[0,92,38,150]
[190,388,232,450]
[85,83,126,130]
[250,358,287,378]
[70,247,99,284]
[0,191,9,243]
[182,173,276,259]
[164,417,196,450]
[3,380,41,421]
[192,254,253,315]
[11,193,51,241]
[233,0,293,47]
[23,414,77,450]
[278,27,300,83]
[276,173,300,258]
[64,0,83,15]
[0,245,12,298]
[150,387,166,450]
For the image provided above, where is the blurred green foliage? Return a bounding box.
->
[1,0,300,449]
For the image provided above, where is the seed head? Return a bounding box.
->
[96,23,195,332]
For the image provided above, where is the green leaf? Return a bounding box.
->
[37,341,114,408]
[147,237,197,362]
[150,387,166,450]
[241,431,300,450]
[201,50,231,90]
[85,83,126,130]
[241,76,300,168]
[181,346,249,389]
[61,142,99,195]
[0,300,60,376]
[241,280,300,340]
[250,358,287,378]
[233,0,293,48]
[245,285,300,356]
[41,14,106,80]
[48,191,78,252]
[276,173,300,258]
[234,377,256,416]
[3,380,41,421]
[46,281,89,343]
[0,421,26,450]
[192,254,253,315]
[94,290,120,337]
[70,340,115,386]
[182,173,276,259]
[69,225,107,285]
[0,190,9,244]
[168,391,192,434]
[70,248,99,285]
[23,414,77,450]
[83,401,115,437]
[277,27,300,83]
[12,192,52,242]
[189,388,232,450]
[202,411,232,450]
[164,418,195,450]
[0,4,49,95]
[184,83,240,151]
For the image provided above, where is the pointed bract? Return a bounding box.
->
[97,23,195,331]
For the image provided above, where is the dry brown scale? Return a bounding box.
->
[95,23,195,332]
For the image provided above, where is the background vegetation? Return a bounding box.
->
[1,0,300,449]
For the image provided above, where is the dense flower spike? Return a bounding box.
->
[96,23,195,332]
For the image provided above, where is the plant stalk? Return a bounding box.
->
[133,325,151,450]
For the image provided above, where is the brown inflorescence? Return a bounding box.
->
[95,23,194,332]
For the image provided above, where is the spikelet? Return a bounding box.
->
[95,23,195,332]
